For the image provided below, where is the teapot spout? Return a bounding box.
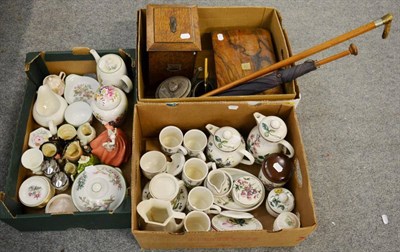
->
[89,49,101,63]
[205,124,219,135]
[253,112,266,125]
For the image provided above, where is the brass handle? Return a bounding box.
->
[170,16,177,33]
[374,13,393,39]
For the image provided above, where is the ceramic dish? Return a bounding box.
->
[64,101,93,127]
[214,168,265,212]
[45,194,77,214]
[142,180,188,212]
[18,176,55,208]
[212,214,263,231]
[165,153,185,177]
[231,175,264,208]
[71,165,126,212]
[28,127,52,148]
[64,74,100,104]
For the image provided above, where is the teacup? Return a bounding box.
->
[149,173,184,202]
[181,158,216,188]
[140,151,169,179]
[40,141,59,159]
[21,148,44,174]
[183,129,207,161]
[184,210,211,232]
[205,169,233,197]
[57,124,77,141]
[63,140,83,162]
[43,71,66,96]
[64,101,93,127]
[159,126,188,155]
[186,186,221,214]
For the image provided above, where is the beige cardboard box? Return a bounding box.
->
[131,102,316,249]
[136,6,300,103]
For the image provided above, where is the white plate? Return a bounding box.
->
[214,168,265,212]
[142,180,188,212]
[212,214,263,231]
[64,74,100,104]
[220,210,254,219]
[71,165,126,212]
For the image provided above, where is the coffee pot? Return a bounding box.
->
[205,124,254,167]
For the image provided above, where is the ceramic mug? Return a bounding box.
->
[21,148,44,174]
[184,210,211,232]
[90,49,133,93]
[140,151,169,179]
[183,129,207,161]
[186,186,221,214]
[205,169,233,197]
[159,126,188,155]
[182,158,216,188]
[149,173,184,202]
[43,71,66,96]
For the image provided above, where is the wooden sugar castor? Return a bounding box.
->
[212,28,277,87]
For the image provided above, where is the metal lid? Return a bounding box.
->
[155,76,191,98]
[267,188,295,215]
[51,172,69,190]
[257,115,287,142]
[213,126,242,152]
[18,176,53,208]
[41,159,60,178]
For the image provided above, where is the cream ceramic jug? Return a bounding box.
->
[247,112,294,164]
[205,124,254,168]
[90,49,133,93]
[32,85,68,135]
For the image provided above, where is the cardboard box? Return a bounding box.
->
[136,6,300,103]
[0,48,135,231]
[131,102,316,249]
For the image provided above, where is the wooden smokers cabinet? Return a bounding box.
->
[146,5,202,90]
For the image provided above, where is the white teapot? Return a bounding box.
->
[91,85,128,126]
[205,124,254,168]
[247,112,294,164]
[90,49,133,93]
[32,85,68,135]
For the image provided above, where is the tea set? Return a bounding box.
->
[137,115,300,233]
[18,50,133,214]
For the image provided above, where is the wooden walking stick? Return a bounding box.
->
[202,13,393,97]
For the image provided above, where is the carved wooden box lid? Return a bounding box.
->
[146,5,202,52]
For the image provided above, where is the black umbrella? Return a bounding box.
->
[216,44,358,96]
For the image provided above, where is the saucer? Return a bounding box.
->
[142,180,188,212]
[64,74,100,104]
[71,165,126,212]
[214,168,265,212]
[211,214,263,231]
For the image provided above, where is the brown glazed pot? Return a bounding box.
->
[258,153,294,191]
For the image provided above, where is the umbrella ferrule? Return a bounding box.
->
[374,13,393,39]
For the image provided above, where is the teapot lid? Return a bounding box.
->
[257,115,287,142]
[94,86,121,110]
[213,126,242,152]
[98,54,123,73]
[267,188,295,215]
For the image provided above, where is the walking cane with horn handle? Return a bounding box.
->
[202,13,393,97]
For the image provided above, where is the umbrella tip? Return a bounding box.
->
[349,44,358,56]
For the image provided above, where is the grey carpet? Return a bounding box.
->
[0,0,399,251]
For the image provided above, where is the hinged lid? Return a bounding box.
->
[147,5,202,51]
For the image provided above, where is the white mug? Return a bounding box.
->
[186,186,221,214]
[140,151,169,179]
[183,129,207,161]
[21,148,44,174]
[149,173,184,202]
[159,126,188,155]
[182,158,216,188]
[184,210,211,232]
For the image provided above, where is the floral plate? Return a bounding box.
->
[214,168,265,212]
[212,214,263,231]
[71,165,126,212]
[64,74,100,104]
[142,180,188,212]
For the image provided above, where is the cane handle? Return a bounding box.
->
[374,13,393,39]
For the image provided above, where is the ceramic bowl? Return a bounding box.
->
[64,74,100,104]
[18,176,55,208]
[231,175,264,208]
[45,194,77,214]
[71,165,126,212]
[64,101,93,127]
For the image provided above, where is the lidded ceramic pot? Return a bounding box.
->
[155,76,191,98]
[266,187,295,217]
[18,176,55,208]
[231,175,264,208]
[258,153,294,191]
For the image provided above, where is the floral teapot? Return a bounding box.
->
[247,112,294,164]
[205,124,254,168]
[91,85,128,126]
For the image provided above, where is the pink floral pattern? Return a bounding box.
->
[28,185,42,199]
